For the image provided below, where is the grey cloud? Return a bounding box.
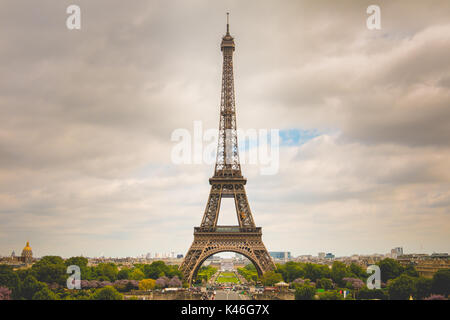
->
[0,0,449,257]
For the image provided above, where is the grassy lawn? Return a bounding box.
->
[215,272,240,284]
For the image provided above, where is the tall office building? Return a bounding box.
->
[269,252,291,260]
[391,247,403,258]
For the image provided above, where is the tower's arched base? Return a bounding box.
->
[179,227,275,285]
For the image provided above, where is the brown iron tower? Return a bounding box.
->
[180,14,275,284]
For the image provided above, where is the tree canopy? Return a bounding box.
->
[294,284,316,300]
[0,265,20,299]
[378,258,404,283]
[387,274,416,300]
[31,256,66,285]
[261,271,283,286]
[431,269,450,296]
[90,285,123,300]
[139,279,156,291]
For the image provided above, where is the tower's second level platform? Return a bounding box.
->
[194,226,262,234]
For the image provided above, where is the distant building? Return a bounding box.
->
[176,254,184,259]
[0,241,34,266]
[220,261,234,271]
[269,252,291,260]
[398,253,449,278]
[325,253,335,259]
[350,254,360,261]
[358,255,384,266]
[391,247,403,258]
[318,252,325,259]
[21,241,33,264]
[430,253,448,258]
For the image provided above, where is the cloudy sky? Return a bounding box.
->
[1,0,449,258]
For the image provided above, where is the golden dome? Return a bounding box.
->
[21,241,33,264]
[22,241,32,252]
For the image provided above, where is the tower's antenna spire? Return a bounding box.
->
[226,12,230,35]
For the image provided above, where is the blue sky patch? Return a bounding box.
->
[279,129,321,146]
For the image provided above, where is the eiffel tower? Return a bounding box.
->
[180,14,275,284]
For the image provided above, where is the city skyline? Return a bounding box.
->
[0,241,445,260]
[1,0,450,258]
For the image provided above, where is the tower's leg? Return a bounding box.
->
[234,184,255,227]
[200,184,222,228]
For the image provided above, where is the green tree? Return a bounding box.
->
[32,286,59,300]
[431,269,450,296]
[349,263,366,279]
[378,258,404,283]
[237,266,258,284]
[16,268,32,281]
[138,261,169,279]
[166,265,183,279]
[316,278,334,290]
[91,285,123,300]
[414,277,432,300]
[318,290,344,300]
[59,289,91,300]
[261,271,283,286]
[294,284,316,300]
[304,263,330,281]
[118,268,131,280]
[356,288,388,300]
[403,264,419,277]
[95,263,118,281]
[317,264,331,279]
[31,256,67,285]
[197,265,218,283]
[387,274,416,300]
[65,256,88,268]
[65,256,90,280]
[0,265,21,299]
[277,262,304,282]
[129,268,145,281]
[331,261,348,286]
[136,261,183,279]
[21,275,46,300]
[245,264,256,271]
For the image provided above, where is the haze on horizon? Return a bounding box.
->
[0,0,449,258]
